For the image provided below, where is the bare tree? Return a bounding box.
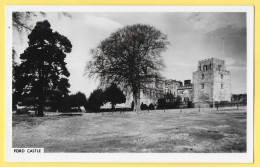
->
[12,12,45,33]
[85,24,169,111]
[12,12,71,33]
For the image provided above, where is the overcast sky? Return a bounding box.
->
[13,12,247,97]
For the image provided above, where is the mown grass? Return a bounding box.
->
[12,108,246,153]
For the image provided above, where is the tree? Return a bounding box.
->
[88,89,105,111]
[149,103,155,110]
[165,92,175,102]
[74,92,87,108]
[104,83,126,110]
[157,98,166,109]
[13,12,45,33]
[85,24,169,111]
[12,48,18,110]
[58,92,87,112]
[70,92,87,110]
[140,102,147,110]
[231,94,247,103]
[13,12,71,33]
[14,20,72,116]
[12,12,72,68]
[175,95,182,108]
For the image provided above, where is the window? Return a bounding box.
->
[218,65,221,71]
[203,65,207,71]
[202,74,204,79]
[221,84,223,89]
[221,74,223,79]
[201,84,204,89]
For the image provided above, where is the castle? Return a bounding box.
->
[193,58,231,107]
[124,58,231,108]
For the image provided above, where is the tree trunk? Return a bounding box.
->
[37,78,44,117]
[133,90,140,111]
[37,95,44,117]
[111,103,115,110]
[37,61,45,117]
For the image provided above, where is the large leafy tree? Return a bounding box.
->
[12,12,72,66]
[104,83,126,110]
[86,24,169,111]
[14,20,72,116]
[73,92,87,108]
[58,92,87,112]
[69,92,87,109]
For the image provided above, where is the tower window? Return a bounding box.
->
[221,84,223,89]
[201,84,204,89]
[203,65,207,71]
[221,74,223,79]
[202,74,204,79]
[218,65,221,71]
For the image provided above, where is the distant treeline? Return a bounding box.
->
[231,94,247,103]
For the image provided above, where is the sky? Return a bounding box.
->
[13,12,247,97]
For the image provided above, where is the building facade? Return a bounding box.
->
[177,80,193,105]
[192,58,231,107]
[124,58,231,108]
[124,78,182,107]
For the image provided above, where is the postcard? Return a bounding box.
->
[5,5,254,163]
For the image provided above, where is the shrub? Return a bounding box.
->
[88,89,105,112]
[187,101,193,108]
[149,103,155,110]
[157,98,166,109]
[140,102,148,110]
[58,96,71,113]
[220,101,229,104]
[104,83,126,110]
[16,103,29,115]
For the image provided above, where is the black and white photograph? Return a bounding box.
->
[5,6,254,163]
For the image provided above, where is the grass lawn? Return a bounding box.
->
[12,108,246,153]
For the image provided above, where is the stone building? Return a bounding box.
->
[192,58,231,107]
[124,78,182,107]
[177,80,193,105]
[123,58,231,108]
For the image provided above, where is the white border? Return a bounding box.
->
[5,5,254,163]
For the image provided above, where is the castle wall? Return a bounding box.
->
[193,60,214,104]
[165,80,180,96]
[177,87,193,104]
[193,76,213,107]
[213,69,231,102]
[122,58,231,109]
[124,80,166,108]
[193,58,231,107]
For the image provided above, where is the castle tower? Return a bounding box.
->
[192,58,231,108]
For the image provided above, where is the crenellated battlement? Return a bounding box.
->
[199,58,224,63]
[196,58,226,72]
